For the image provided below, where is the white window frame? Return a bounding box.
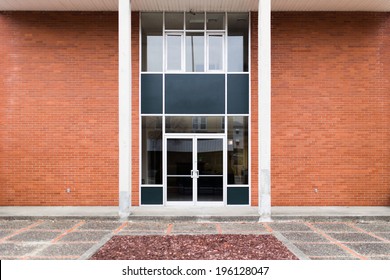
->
[165,32,185,72]
[206,32,225,72]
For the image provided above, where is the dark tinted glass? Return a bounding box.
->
[227,74,249,114]
[141,74,163,114]
[165,74,225,114]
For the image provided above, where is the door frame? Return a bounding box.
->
[163,134,226,206]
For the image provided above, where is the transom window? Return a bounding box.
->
[141,12,248,73]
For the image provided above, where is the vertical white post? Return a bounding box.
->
[118,0,131,218]
[258,0,272,222]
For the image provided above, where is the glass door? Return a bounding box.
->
[196,138,223,202]
[166,138,193,201]
[165,136,225,205]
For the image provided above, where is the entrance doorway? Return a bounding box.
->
[165,135,225,205]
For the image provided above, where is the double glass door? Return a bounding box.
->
[165,135,225,204]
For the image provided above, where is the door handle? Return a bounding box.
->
[191,170,199,178]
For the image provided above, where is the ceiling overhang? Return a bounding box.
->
[0,0,389,12]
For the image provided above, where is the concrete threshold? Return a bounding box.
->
[0,206,389,221]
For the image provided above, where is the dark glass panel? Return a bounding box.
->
[167,177,193,201]
[186,12,205,30]
[141,13,163,72]
[141,74,163,114]
[141,187,163,205]
[165,74,225,114]
[227,187,249,205]
[227,117,248,185]
[228,13,249,72]
[165,116,224,133]
[197,177,223,202]
[227,74,249,114]
[165,12,184,30]
[141,117,162,185]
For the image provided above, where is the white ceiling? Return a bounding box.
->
[0,0,389,12]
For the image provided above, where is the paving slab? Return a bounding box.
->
[374,232,390,241]
[281,232,329,243]
[369,256,390,260]
[327,233,384,243]
[78,221,122,231]
[355,223,390,232]
[0,220,35,230]
[58,231,111,242]
[171,223,218,234]
[116,231,166,236]
[311,223,358,232]
[269,222,312,232]
[39,243,96,256]
[0,243,40,256]
[34,220,82,230]
[293,243,350,257]
[310,256,360,260]
[218,222,268,234]
[124,222,169,232]
[0,230,14,239]
[8,231,61,242]
[345,243,390,256]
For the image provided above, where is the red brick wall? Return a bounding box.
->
[131,12,140,206]
[269,12,390,206]
[0,12,388,207]
[0,12,119,206]
[250,13,259,206]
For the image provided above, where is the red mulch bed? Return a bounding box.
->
[90,234,298,260]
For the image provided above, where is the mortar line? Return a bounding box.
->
[305,222,367,260]
[262,223,273,233]
[166,223,173,235]
[215,224,223,234]
[345,222,389,243]
[113,221,128,234]
[0,220,44,243]
[51,221,85,243]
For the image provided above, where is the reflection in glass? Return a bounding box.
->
[141,13,163,72]
[165,12,184,30]
[186,12,205,30]
[167,139,193,201]
[208,35,223,71]
[141,117,162,185]
[228,13,249,72]
[228,117,248,185]
[166,116,224,133]
[186,33,204,72]
[197,139,223,201]
[207,13,225,30]
[167,34,183,71]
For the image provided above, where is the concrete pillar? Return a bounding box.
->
[118,0,131,218]
[258,0,272,222]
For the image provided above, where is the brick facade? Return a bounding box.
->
[270,12,390,206]
[0,12,119,206]
[0,12,389,206]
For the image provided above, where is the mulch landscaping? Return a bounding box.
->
[90,234,298,260]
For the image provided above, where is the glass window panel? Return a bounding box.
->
[228,13,249,72]
[141,74,163,114]
[165,117,225,133]
[141,117,162,185]
[207,13,225,30]
[166,34,183,71]
[165,74,225,114]
[227,74,249,114]
[186,12,205,30]
[208,34,223,71]
[141,13,163,72]
[186,33,204,72]
[228,117,248,185]
[165,12,184,30]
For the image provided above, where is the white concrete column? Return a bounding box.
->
[258,0,272,222]
[118,0,131,218]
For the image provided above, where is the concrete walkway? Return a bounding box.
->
[0,206,389,220]
[0,218,389,260]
